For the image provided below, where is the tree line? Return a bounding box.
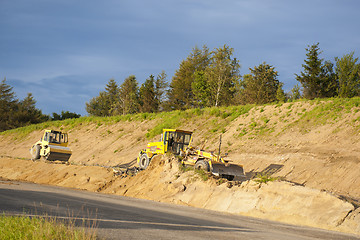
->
[2,42,359,131]
[87,43,360,116]
[85,72,168,116]
[296,43,360,99]
[0,79,80,131]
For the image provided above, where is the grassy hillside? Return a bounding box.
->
[4,97,360,141]
[2,97,360,160]
[1,98,360,201]
[1,97,360,236]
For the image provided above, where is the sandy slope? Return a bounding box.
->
[0,156,359,235]
[1,100,360,235]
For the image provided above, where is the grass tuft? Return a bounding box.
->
[254,173,278,184]
[0,214,97,240]
[194,169,210,181]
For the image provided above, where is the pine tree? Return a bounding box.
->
[296,43,323,99]
[154,71,168,111]
[105,79,119,113]
[16,93,48,125]
[86,78,121,116]
[119,75,139,115]
[191,70,211,108]
[296,43,337,99]
[320,61,338,97]
[276,82,286,102]
[0,79,47,130]
[0,78,18,131]
[139,75,157,113]
[104,79,121,115]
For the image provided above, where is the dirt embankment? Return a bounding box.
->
[1,100,360,235]
[0,155,359,235]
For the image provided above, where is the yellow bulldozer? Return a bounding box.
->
[30,129,72,162]
[137,129,245,180]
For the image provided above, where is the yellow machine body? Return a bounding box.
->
[137,129,245,180]
[30,129,72,162]
[137,129,193,169]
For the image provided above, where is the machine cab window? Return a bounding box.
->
[44,131,68,144]
[167,131,192,155]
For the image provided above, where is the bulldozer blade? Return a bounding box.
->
[46,145,72,161]
[211,162,245,178]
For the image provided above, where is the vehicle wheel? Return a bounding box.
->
[30,145,41,160]
[194,160,210,172]
[139,153,150,170]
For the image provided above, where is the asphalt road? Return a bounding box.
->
[0,179,358,240]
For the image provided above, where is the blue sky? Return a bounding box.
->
[1,0,359,116]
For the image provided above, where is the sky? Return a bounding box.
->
[1,0,360,116]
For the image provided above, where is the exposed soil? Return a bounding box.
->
[1,101,360,235]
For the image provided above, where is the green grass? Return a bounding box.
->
[3,97,360,140]
[286,97,360,133]
[145,110,186,139]
[179,164,193,173]
[0,214,97,240]
[0,103,256,140]
[179,162,209,181]
[254,173,278,184]
[194,169,210,181]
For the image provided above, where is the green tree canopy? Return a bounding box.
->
[16,93,48,125]
[52,111,81,120]
[86,72,168,116]
[203,45,240,107]
[85,91,111,116]
[154,71,168,111]
[296,43,337,99]
[0,78,48,131]
[335,52,360,98]
[168,44,240,109]
[288,84,301,101]
[86,78,121,116]
[105,78,120,114]
[139,75,157,113]
[239,62,282,104]
[167,45,210,110]
[0,78,18,130]
[119,75,139,115]
[191,70,211,108]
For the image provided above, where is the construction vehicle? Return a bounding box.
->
[137,129,244,180]
[30,129,72,162]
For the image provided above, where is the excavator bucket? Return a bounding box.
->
[210,162,245,179]
[46,145,72,161]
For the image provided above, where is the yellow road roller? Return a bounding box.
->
[30,129,72,161]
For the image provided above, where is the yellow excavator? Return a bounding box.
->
[137,129,244,180]
[30,129,72,161]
